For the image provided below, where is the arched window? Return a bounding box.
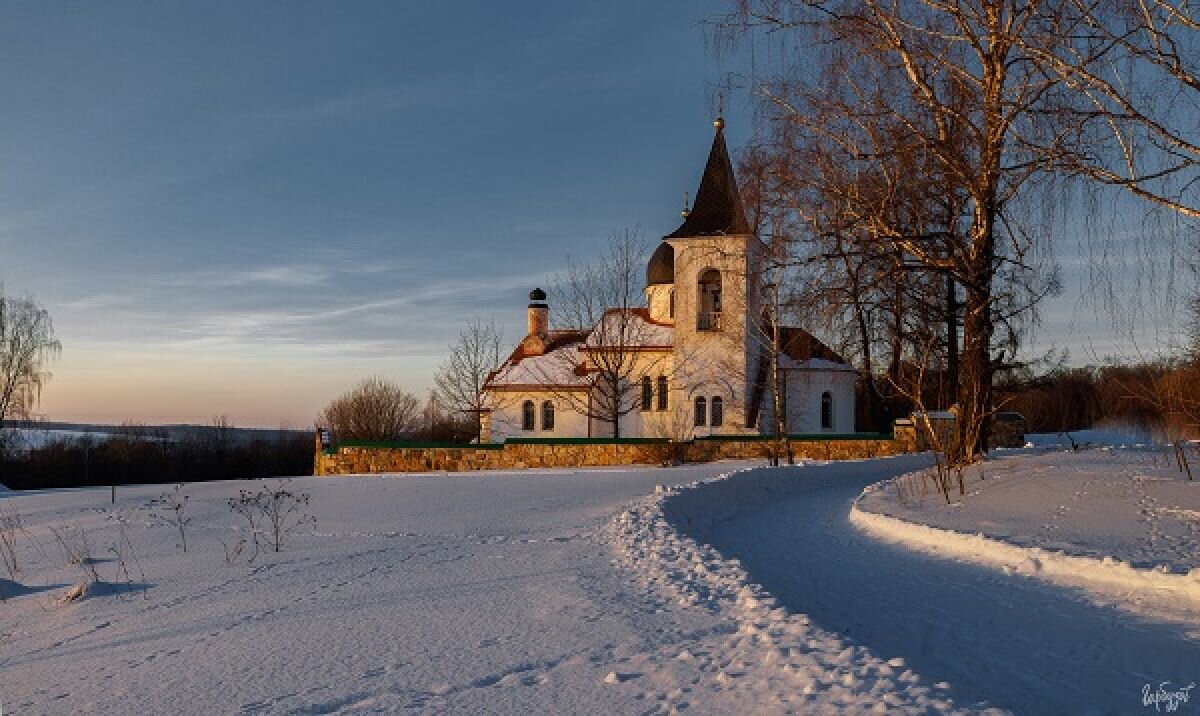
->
[641,376,653,411]
[697,269,722,331]
[668,289,675,319]
[541,401,555,431]
[711,397,724,428]
[694,396,707,427]
[521,400,535,431]
[821,391,833,430]
[656,376,669,411]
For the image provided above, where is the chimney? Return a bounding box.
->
[527,287,548,337]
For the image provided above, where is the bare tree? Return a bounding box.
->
[715,0,1197,462]
[434,319,504,442]
[539,231,674,438]
[320,377,421,442]
[0,289,61,441]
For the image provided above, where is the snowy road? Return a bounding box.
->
[693,459,1200,714]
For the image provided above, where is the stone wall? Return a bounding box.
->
[689,436,914,463]
[314,434,917,476]
[895,413,1027,451]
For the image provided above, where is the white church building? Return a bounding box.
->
[481,119,857,442]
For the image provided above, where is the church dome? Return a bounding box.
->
[646,242,674,286]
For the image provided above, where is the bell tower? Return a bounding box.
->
[658,117,759,432]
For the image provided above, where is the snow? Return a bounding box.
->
[852,442,1200,627]
[485,340,588,387]
[784,356,857,372]
[605,458,981,714]
[1016,425,1156,450]
[4,441,1199,713]
[585,309,673,348]
[912,410,956,421]
[0,461,796,714]
[678,455,1200,712]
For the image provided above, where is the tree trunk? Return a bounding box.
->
[772,340,786,466]
[946,271,959,408]
[852,274,886,431]
[958,201,996,463]
[888,277,904,410]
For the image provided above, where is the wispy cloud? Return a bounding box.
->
[58,293,134,310]
[161,255,411,291]
[172,265,332,289]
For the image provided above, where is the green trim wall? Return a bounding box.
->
[504,437,670,446]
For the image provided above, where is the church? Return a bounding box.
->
[480,119,858,443]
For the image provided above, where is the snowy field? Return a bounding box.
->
[859,445,1200,574]
[5,463,752,714]
[2,442,1198,714]
[853,437,1200,625]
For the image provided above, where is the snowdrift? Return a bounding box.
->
[851,465,1200,623]
[606,457,981,714]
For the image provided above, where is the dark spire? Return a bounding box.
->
[666,117,751,239]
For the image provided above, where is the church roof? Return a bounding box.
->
[646,242,674,286]
[666,119,751,239]
[485,330,590,389]
[584,308,673,349]
[485,309,675,392]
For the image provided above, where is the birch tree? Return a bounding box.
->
[716,0,1198,461]
[0,289,61,441]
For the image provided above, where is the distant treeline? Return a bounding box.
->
[0,424,314,491]
[1,412,480,490]
[999,361,1200,437]
[851,357,1200,440]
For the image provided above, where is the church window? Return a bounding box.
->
[542,401,555,431]
[522,400,535,431]
[697,269,722,331]
[694,396,707,427]
[656,376,669,411]
[821,392,833,430]
[641,376,653,411]
[711,397,724,427]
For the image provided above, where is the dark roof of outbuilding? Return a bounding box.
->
[776,326,848,365]
[646,241,674,286]
[666,120,751,239]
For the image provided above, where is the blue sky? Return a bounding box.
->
[0,2,1184,427]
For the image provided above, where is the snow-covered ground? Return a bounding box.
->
[1020,425,1158,451]
[4,463,747,714]
[683,456,1200,713]
[853,439,1200,624]
[3,442,1198,714]
[606,456,987,714]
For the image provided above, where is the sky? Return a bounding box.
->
[0,2,1190,428]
